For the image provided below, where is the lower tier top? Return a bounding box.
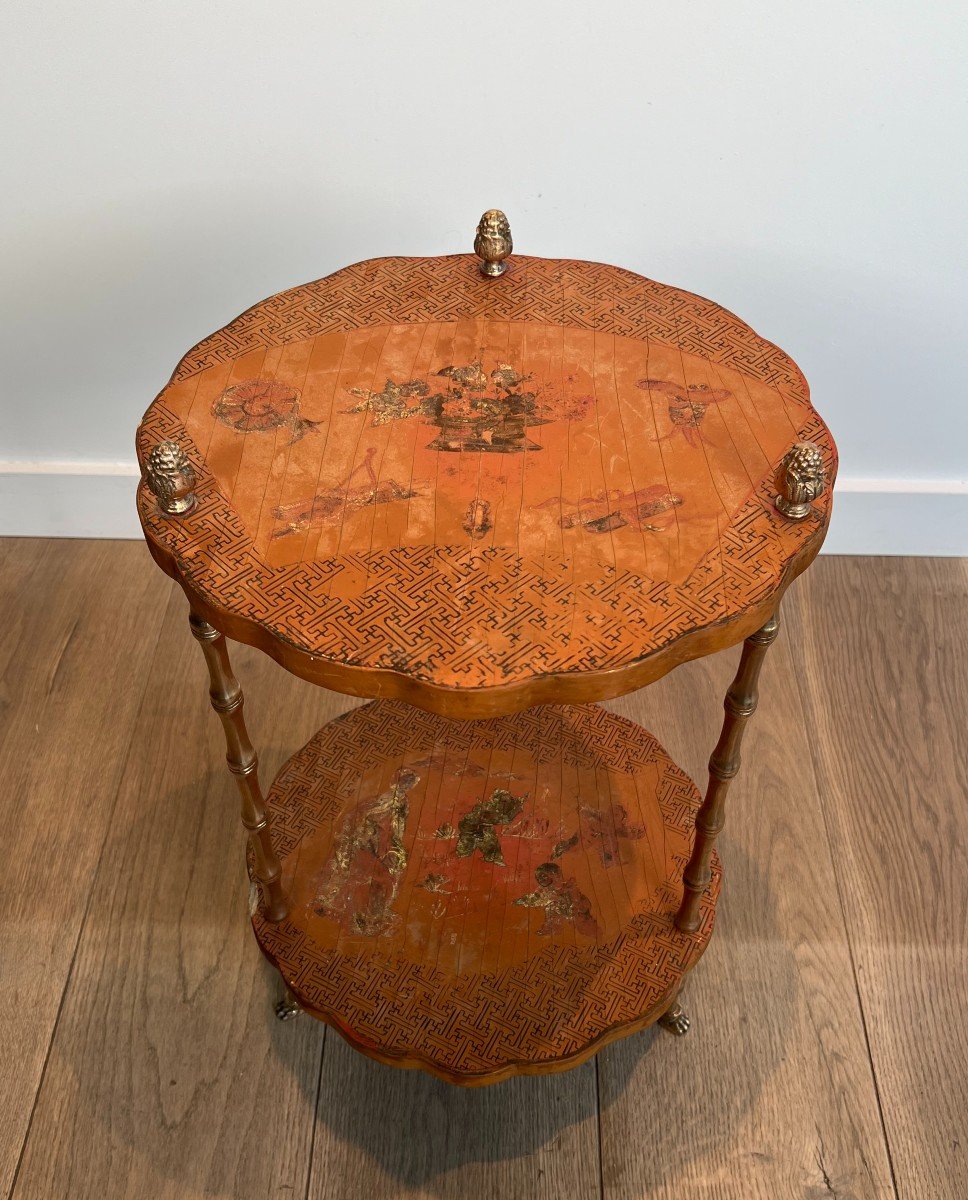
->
[252,700,720,1084]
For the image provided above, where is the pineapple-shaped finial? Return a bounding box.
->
[144,439,197,516]
[474,210,512,277]
[774,442,826,519]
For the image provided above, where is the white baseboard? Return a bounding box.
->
[823,479,967,556]
[0,462,142,539]
[1,463,966,555]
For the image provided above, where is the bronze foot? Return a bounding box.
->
[658,999,690,1037]
[274,987,302,1021]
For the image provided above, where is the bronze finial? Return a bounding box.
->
[774,441,825,520]
[144,439,197,515]
[474,209,512,277]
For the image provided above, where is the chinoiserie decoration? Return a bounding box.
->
[775,441,826,520]
[474,209,512,277]
[144,439,197,515]
[135,225,837,1086]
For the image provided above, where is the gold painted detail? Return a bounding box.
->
[313,768,418,936]
[212,380,320,445]
[455,788,525,865]
[417,873,451,894]
[551,832,580,859]
[271,448,419,539]
[474,209,512,277]
[144,440,197,516]
[344,360,591,454]
[775,441,826,520]
[514,863,599,938]
[544,486,683,535]
[434,822,456,839]
[352,891,397,936]
[345,379,429,426]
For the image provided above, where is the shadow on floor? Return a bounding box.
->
[47,753,793,1199]
[264,835,795,1195]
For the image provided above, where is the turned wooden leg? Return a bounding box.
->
[189,612,288,922]
[658,992,690,1037]
[676,611,780,933]
[274,985,302,1022]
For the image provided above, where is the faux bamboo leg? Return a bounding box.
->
[676,612,780,933]
[189,612,288,922]
[657,990,690,1036]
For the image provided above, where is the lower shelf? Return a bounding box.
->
[251,700,720,1085]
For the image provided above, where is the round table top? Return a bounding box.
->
[137,251,836,716]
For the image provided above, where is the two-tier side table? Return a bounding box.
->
[136,211,835,1086]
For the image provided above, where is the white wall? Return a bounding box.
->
[2,1,966,551]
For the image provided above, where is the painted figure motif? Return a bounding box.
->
[581,804,646,867]
[312,768,419,937]
[213,380,321,445]
[271,447,419,540]
[345,361,592,454]
[454,788,526,865]
[551,831,580,859]
[635,379,732,448]
[514,862,599,938]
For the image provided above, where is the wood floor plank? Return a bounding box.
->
[9,585,352,1200]
[0,539,171,1197]
[790,556,968,1200]
[597,589,896,1199]
[5,541,965,1199]
[307,1035,601,1200]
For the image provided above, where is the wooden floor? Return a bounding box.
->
[0,540,964,1200]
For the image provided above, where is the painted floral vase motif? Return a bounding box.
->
[345,360,592,454]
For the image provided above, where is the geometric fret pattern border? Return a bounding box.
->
[251,702,720,1079]
[138,401,833,688]
[138,256,836,691]
[170,255,808,395]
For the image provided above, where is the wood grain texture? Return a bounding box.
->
[250,701,719,1084]
[4,543,965,1200]
[790,556,968,1200]
[599,610,897,1199]
[7,588,348,1200]
[136,254,836,717]
[0,539,170,1198]
[307,1038,601,1200]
